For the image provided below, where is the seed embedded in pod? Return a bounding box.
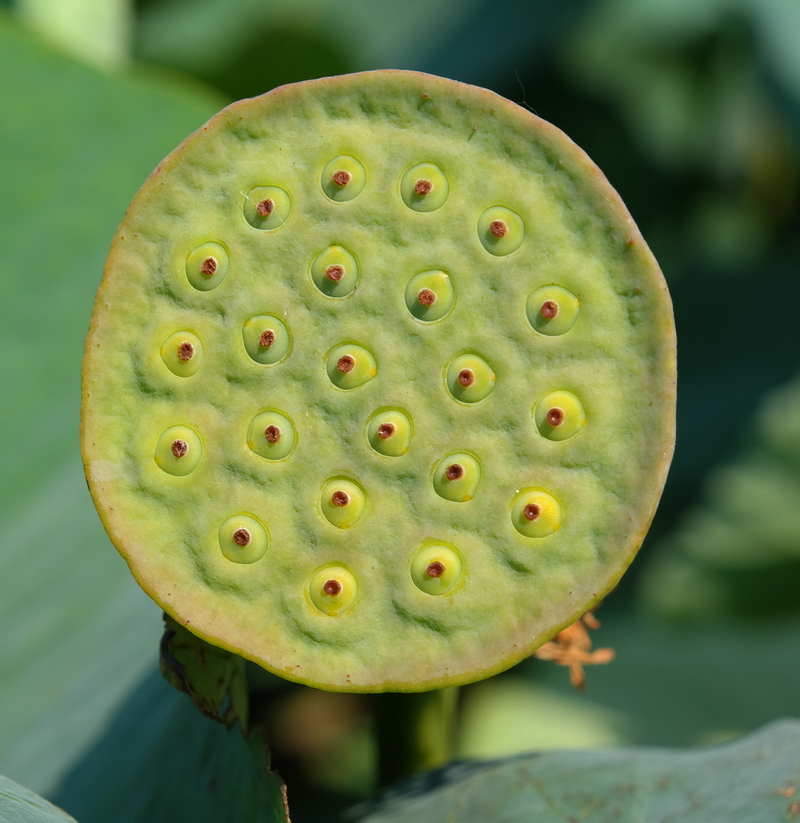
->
[247,410,296,461]
[154,425,202,476]
[367,409,412,457]
[404,270,455,322]
[218,514,269,563]
[526,285,580,336]
[311,245,359,298]
[433,453,481,502]
[326,344,377,390]
[185,241,229,291]
[534,390,587,442]
[160,330,203,377]
[478,206,524,256]
[309,566,358,615]
[320,478,366,529]
[171,439,188,458]
[243,185,291,230]
[511,489,562,538]
[400,162,449,212]
[410,544,463,595]
[446,353,496,403]
[242,315,291,365]
[321,155,366,202]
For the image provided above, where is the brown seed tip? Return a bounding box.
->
[177,341,195,361]
[326,264,345,282]
[377,422,395,440]
[200,257,218,276]
[259,329,276,348]
[264,425,281,443]
[445,463,464,481]
[233,528,251,547]
[458,369,475,388]
[331,490,350,507]
[256,198,275,217]
[323,579,342,596]
[414,179,433,196]
[337,355,355,374]
[547,407,565,427]
[541,300,559,319]
[332,169,352,186]
[523,503,541,521]
[171,439,188,459]
[417,288,436,306]
[426,561,446,578]
[489,219,508,238]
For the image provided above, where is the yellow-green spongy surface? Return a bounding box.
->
[82,71,676,692]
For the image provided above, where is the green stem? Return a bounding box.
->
[374,687,459,787]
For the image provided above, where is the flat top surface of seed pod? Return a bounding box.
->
[81,70,676,693]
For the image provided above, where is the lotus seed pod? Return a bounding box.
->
[82,71,675,692]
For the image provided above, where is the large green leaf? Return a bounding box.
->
[0,11,224,793]
[353,720,800,822]
[52,671,288,823]
[0,775,77,823]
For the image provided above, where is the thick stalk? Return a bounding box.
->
[375,687,459,787]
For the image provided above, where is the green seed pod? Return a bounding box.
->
[218,514,269,564]
[533,390,587,442]
[308,565,358,615]
[404,270,455,323]
[321,155,366,202]
[326,343,377,390]
[526,284,580,336]
[242,314,291,365]
[400,162,449,212]
[410,544,463,595]
[477,206,525,256]
[311,244,359,298]
[247,411,296,461]
[320,477,366,529]
[185,241,229,291]
[160,331,203,378]
[511,489,562,538]
[432,453,481,502]
[154,425,203,476]
[367,409,412,457]
[445,353,496,404]
[243,186,291,230]
[82,71,676,692]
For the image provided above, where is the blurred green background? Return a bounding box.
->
[1,0,799,820]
